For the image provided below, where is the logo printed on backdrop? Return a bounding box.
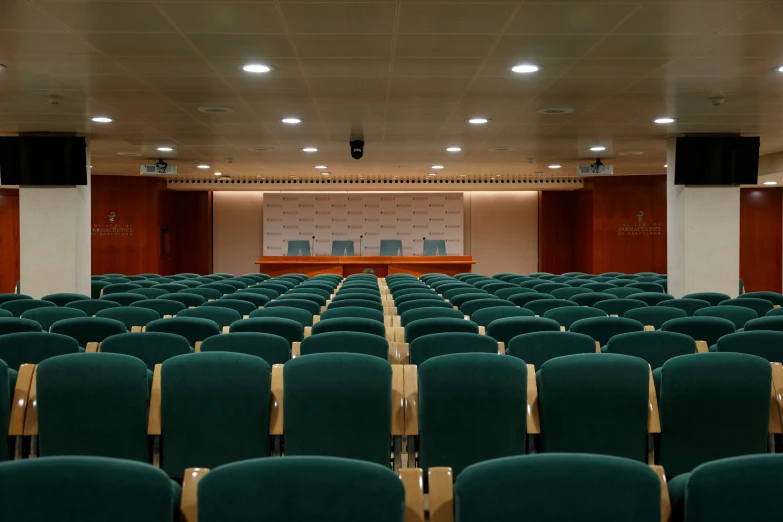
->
[264,193,463,256]
[92,211,133,237]
[617,211,664,236]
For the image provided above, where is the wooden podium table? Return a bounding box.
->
[255,256,475,278]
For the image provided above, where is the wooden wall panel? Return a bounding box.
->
[175,191,212,275]
[572,188,594,274]
[740,188,782,292]
[538,191,575,274]
[0,190,20,293]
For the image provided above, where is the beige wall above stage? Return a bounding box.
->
[213,192,264,276]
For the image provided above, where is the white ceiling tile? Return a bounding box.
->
[398,3,516,33]
[281,3,397,34]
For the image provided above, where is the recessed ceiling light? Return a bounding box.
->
[214,172,222,176]
[469,118,489,124]
[315,165,328,169]
[432,165,444,169]
[664,164,668,168]
[446,147,462,152]
[91,116,113,123]
[0,64,5,71]
[243,64,271,73]
[777,66,783,73]
[510,64,541,74]
[654,117,677,124]
[428,173,437,176]
[157,147,173,152]
[549,164,562,169]
[590,146,606,152]
[321,172,329,176]
[197,165,210,169]
[764,181,778,185]
[302,147,318,152]
[281,118,301,124]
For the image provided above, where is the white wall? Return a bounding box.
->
[212,192,264,276]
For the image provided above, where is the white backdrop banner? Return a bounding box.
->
[263,193,463,256]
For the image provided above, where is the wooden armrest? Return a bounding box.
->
[163,315,173,319]
[650,465,671,522]
[769,362,783,433]
[243,315,249,319]
[393,315,401,328]
[320,306,326,314]
[392,364,405,436]
[304,327,311,338]
[384,316,393,328]
[385,326,395,343]
[559,326,566,332]
[394,326,405,343]
[478,326,485,335]
[9,364,34,436]
[397,343,409,365]
[404,365,418,436]
[131,326,143,333]
[648,367,660,434]
[270,364,284,435]
[527,363,540,434]
[497,342,505,355]
[644,325,655,331]
[695,340,708,353]
[148,364,162,436]
[194,341,202,353]
[292,342,301,358]
[181,468,210,522]
[429,467,454,522]
[85,342,100,353]
[595,341,601,353]
[389,343,400,365]
[399,468,425,522]
[23,367,38,436]
[313,315,320,325]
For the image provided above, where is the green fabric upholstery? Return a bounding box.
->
[279,292,326,307]
[131,299,186,317]
[39,293,90,307]
[21,307,86,331]
[405,317,478,344]
[200,332,289,364]
[203,299,257,316]
[450,293,497,309]
[159,293,206,308]
[0,299,55,317]
[327,298,384,313]
[131,288,168,299]
[523,299,578,316]
[0,318,42,335]
[606,331,695,369]
[740,291,783,306]
[470,307,534,328]
[658,298,711,316]
[720,298,774,317]
[49,317,127,348]
[627,282,665,293]
[419,353,527,475]
[630,292,675,306]
[392,287,437,300]
[287,287,331,301]
[301,331,389,360]
[444,287,489,301]
[0,295,30,306]
[100,332,191,370]
[319,306,385,324]
[179,287,222,301]
[714,331,783,362]
[99,293,146,306]
[249,307,313,328]
[660,316,736,345]
[102,284,142,295]
[605,287,646,298]
[397,299,452,316]
[178,307,241,328]
[96,307,160,330]
[400,307,463,327]
[152,284,190,295]
[0,332,79,370]
[550,287,592,300]
[659,352,771,476]
[258,283,289,295]
[0,456,180,521]
[394,292,442,306]
[543,306,606,330]
[244,287,280,300]
[593,298,647,316]
[146,317,220,347]
[455,454,661,522]
[571,292,617,307]
[479,283,515,295]
[225,278,254,288]
[410,332,498,366]
[161,352,270,478]
[684,292,731,306]
[486,317,560,345]
[37,353,149,461]
[694,305,758,329]
[91,281,110,299]
[200,282,237,295]
[101,277,131,284]
[265,298,319,316]
[532,283,570,294]
[311,317,385,338]
[66,299,120,316]
[198,456,404,522]
[582,282,618,292]
[284,354,392,465]
[744,316,783,333]
[507,331,596,368]
[133,280,161,288]
[538,353,649,461]
[570,317,644,346]
[624,306,687,329]
[229,317,303,345]
[0,309,11,318]
[460,298,513,317]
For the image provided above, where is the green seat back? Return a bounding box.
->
[178,307,242,328]
[39,293,90,307]
[594,298,647,316]
[265,298,320,316]
[161,352,271,478]
[630,292,675,306]
[538,353,649,461]
[249,307,313,328]
[201,332,290,364]
[145,317,220,347]
[197,456,404,522]
[0,332,80,370]
[624,306,687,329]
[486,317,560,345]
[229,318,303,345]
[244,287,279,300]
[203,299,257,316]
[0,299,56,317]
[460,298,514,317]
[550,287,592,300]
[100,332,191,370]
[279,292,325,306]
[284,354,392,466]
[449,293,495,308]
[684,292,732,306]
[66,299,120,317]
[543,306,606,330]
[659,353,771,475]
[419,353,527,475]
[523,299,577,316]
[740,291,783,306]
[627,282,665,293]
[400,307,463,327]
[0,318,42,335]
[131,299,186,317]
[570,317,644,346]
[311,317,385,338]
[49,317,127,348]
[0,309,10,318]
[606,331,696,369]
[694,305,758,329]
[720,298,774,317]
[455,454,661,522]
[159,293,206,308]
[102,284,142,295]
[603,287,644,298]
[37,353,149,461]
[96,307,160,330]
[443,287,488,301]
[287,287,331,301]
[507,331,596,369]
[658,298,711,316]
[180,287,222,301]
[405,317,478,344]
[320,306,385,324]
[715,331,783,363]
[21,307,86,331]
[91,281,110,299]
[327,299,384,313]
[470,307,534,328]
[410,332,498,366]
[660,316,735,345]
[99,293,145,306]
[301,331,389,360]
[397,299,451,316]
[131,288,168,299]
[0,294,31,306]
[200,282,236,295]
[571,292,617,307]
[483,282,517,295]
[744,316,783,333]
[532,283,570,294]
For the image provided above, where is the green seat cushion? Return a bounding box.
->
[409,332,498,366]
[301,331,388,360]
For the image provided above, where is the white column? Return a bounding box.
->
[667,138,740,298]
[19,163,90,300]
